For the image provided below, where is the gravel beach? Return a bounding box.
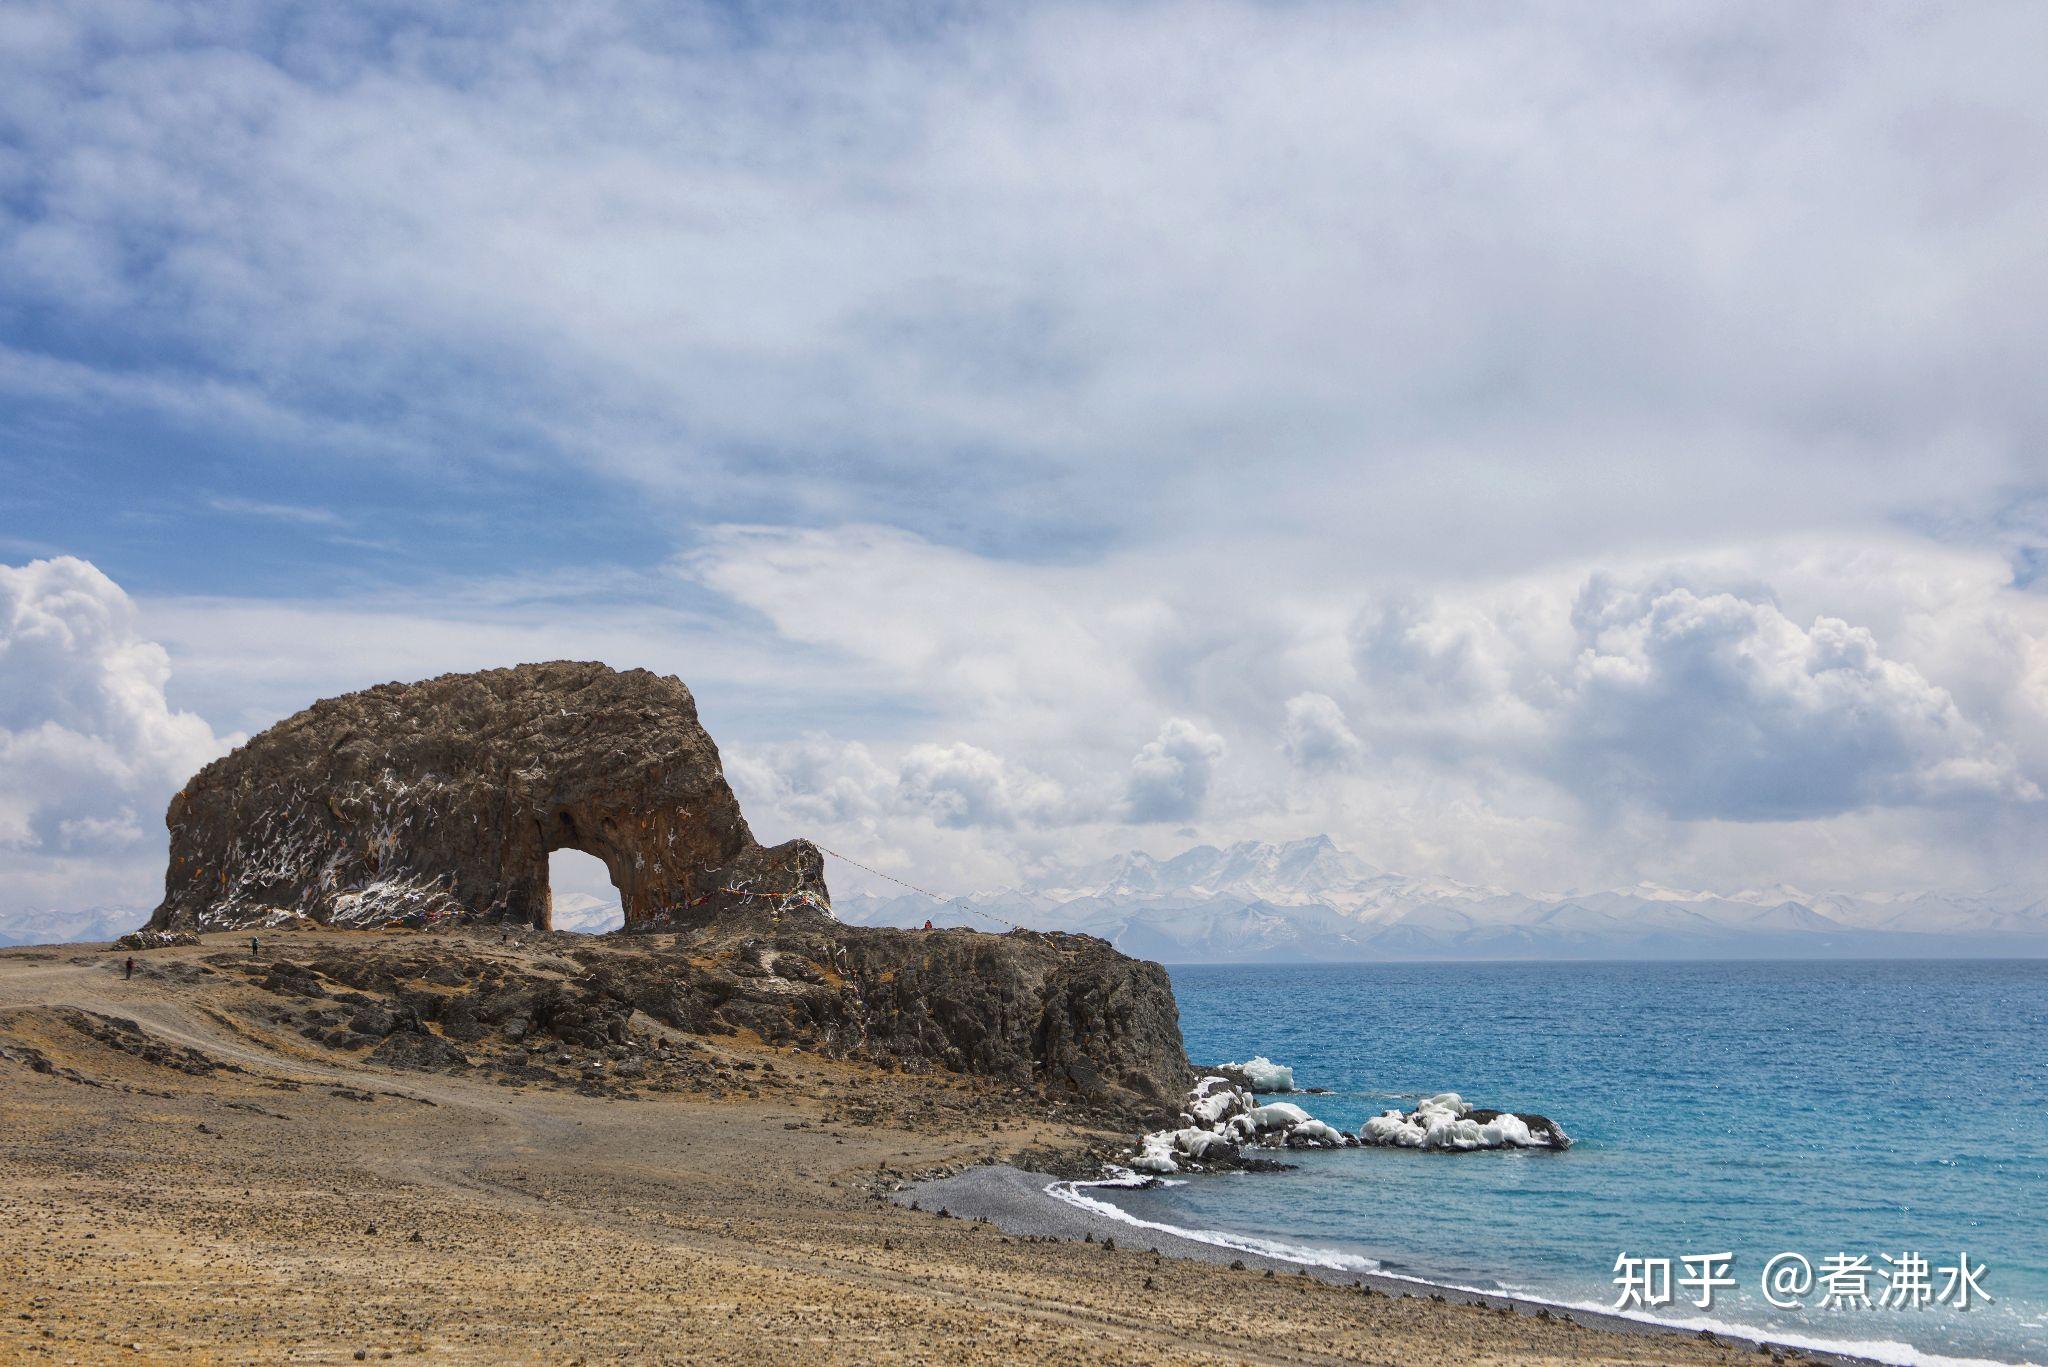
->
[3,933,1857,1363]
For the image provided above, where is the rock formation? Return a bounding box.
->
[227,921,1190,1117]
[1359,1093,1571,1150]
[151,662,826,932]
[146,661,1195,1116]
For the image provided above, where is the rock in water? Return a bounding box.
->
[149,662,827,932]
[1357,1092,1571,1150]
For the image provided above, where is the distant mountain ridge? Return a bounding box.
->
[13,837,2041,959]
[830,836,2048,962]
[0,906,140,947]
[551,893,624,934]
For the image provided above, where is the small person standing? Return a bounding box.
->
[250,935,260,958]
[124,956,135,980]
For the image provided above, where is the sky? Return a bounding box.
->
[2,0,2046,929]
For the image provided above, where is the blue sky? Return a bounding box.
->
[3,1,2047,925]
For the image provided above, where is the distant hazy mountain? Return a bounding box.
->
[830,835,2048,963]
[0,905,141,947]
[0,895,628,943]
[8,838,2036,959]
[551,892,624,934]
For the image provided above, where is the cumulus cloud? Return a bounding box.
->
[0,557,233,916]
[11,531,2046,922]
[1282,693,1361,773]
[726,735,1072,838]
[722,735,894,832]
[897,742,1067,830]
[1126,719,1227,823]
[659,526,2048,887]
[1556,576,2037,819]
[1339,558,2046,826]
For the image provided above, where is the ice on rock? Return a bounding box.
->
[1131,1131,1182,1173]
[1249,1101,1314,1131]
[1186,1076,1248,1126]
[1359,1092,1570,1151]
[1283,1118,1348,1148]
[1224,1056,1295,1092]
[1174,1127,1238,1160]
[1132,1070,1567,1171]
[1129,1069,1356,1170]
[1481,1113,1534,1146]
[1131,1123,1245,1174]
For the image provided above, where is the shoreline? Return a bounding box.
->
[899,1164,1962,1367]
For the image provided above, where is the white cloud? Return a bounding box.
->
[4,6,2047,916]
[0,556,234,917]
[205,496,344,526]
[10,534,2047,931]
[724,736,893,832]
[1282,692,1361,773]
[897,742,1067,830]
[1126,718,1226,823]
[677,525,2048,890]
[2,4,2043,564]
[1340,553,2046,823]
[727,735,1071,840]
[1557,576,2037,819]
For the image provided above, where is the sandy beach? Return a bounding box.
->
[3,933,1845,1364]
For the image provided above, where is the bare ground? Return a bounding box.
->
[2,934,1793,1364]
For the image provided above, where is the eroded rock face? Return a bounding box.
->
[150,662,826,932]
[212,923,1189,1118]
[146,662,1195,1112]
[829,927,1190,1107]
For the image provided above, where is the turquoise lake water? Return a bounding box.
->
[1098,960,2047,1365]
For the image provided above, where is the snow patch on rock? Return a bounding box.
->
[1224,1055,1295,1091]
[1128,1071,1352,1172]
[1358,1092,1571,1151]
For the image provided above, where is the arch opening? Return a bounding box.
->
[547,848,623,934]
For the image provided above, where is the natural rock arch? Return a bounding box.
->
[150,662,826,932]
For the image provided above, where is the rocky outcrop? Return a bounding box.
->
[144,661,1195,1112]
[1132,1074,1353,1173]
[829,926,1189,1108]
[114,929,200,951]
[218,921,1190,1119]
[150,662,826,933]
[1359,1093,1571,1150]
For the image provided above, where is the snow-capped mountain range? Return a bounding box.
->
[0,893,633,945]
[10,836,2038,959]
[550,892,625,935]
[0,905,143,947]
[830,836,2048,962]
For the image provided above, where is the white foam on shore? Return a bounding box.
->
[1037,1176,2018,1367]
[1550,1296,2023,1367]
[1044,1173,1381,1274]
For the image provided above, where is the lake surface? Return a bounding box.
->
[1097,960,2048,1365]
